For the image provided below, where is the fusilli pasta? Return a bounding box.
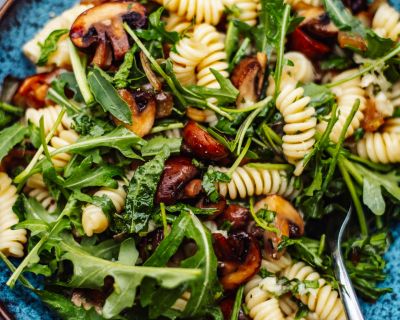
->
[261,253,293,274]
[282,262,346,320]
[356,132,400,163]
[276,82,316,176]
[372,3,400,41]
[25,105,72,134]
[214,166,298,200]
[82,173,132,236]
[318,69,366,143]
[26,174,57,213]
[223,0,260,26]
[48,129,79,168]
[0,173,27,257]
[155,0,224,26]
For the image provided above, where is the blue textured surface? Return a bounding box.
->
[0,0,400,319]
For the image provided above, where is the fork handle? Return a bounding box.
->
[332,246,365,320]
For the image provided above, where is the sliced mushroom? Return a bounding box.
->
[254,195,305,259]
[197,196,227,218]
[70,2,147,68]
[183,178,203,199]
[182,121,229,162]
[155,156,199,205]
[12,70,62,109]
[217,204,249,231]
[115,88,156,137]
[214,232,261,290]
[288,28,331,60]
[155,91,174,119]
[338,31,367,52]
[343,0,368,14]
[231,56,264,107]
[301,12,339,39]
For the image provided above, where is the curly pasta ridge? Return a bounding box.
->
[357,131,400,163]
[372,3,400,41]
[0,173,27,257]
[213,166,298,200]
[276,82,316,176]
[82,172,133,237]
[318,69,366,143]
[282,262,346,320]
[155,0,224,25]
[25,105,72,134]
[48,129,80,168]
[26,174,57,213]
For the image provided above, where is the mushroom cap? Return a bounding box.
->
[70,2,146,65]
[115,88,156,138]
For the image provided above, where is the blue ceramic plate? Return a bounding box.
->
[0,1,400,319]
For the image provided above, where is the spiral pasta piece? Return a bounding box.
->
[318,70,366,143]
[261,253,293,274]
[0,173,27,257]
[170,37,208,86]
[165,13,193,33]
[356,132,400,163]
[223,0,260,26]
[26,174,57,213]
[383,117,400,133]
[25,105,72,134]
[164,128,182,138]
[283,52,315,84]
[82,172,133,237]
[276,82,316,176]
[214,166,298,200]
[372,3,400,41]
[193,24,229,88]
[48,129,79,168]
[282,262,346,320]
[155,0,224,25]
[245,277,285,320]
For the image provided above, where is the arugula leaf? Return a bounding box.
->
[343,232,392,300]
[202,167,231,202]
[353,163,400,215]
[58,233,200,319]
[187,69,239,105]
[143,212,219,319]
[50,126,144,159]
[113,45,145,89]
[88,67,132,124]
[0,123,28,162]
[37,29,68,66]
[323,0,395,58]
[320,55,353,70]
[36,290,103,320]
[125,146,170,233]
[64,157,123,190]
[148,7,180,44]
[303,83,336,109]
[278,236,331,270]
[141,136,181,157]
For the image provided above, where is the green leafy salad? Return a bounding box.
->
[1,0,400,319]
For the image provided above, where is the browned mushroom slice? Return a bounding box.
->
[155,91,174,119]
[155,156,199,205]
[115,89,156,137]
[231,56,264,107]
[70,2,147,68]
[338,31,367,51]
[182,121,229,162]
[213,232,261,290]
[254,195,305,259]
[300,11,339,39]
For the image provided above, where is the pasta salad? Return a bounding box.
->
[0,0,400,319]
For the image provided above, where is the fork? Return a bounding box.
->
[327,207,365,320]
